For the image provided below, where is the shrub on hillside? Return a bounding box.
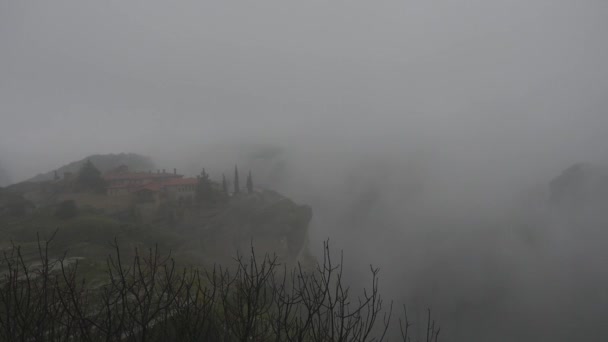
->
[1,193,34,217]
[0,237,440,342]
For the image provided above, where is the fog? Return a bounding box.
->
[2,1,608,340]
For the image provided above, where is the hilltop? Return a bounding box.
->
[27,153,155,182]
[0,155,314,282]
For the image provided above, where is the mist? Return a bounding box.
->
[2,0,608,340]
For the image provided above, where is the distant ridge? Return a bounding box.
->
[27,153,156,182]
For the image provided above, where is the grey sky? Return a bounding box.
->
[1,0,608,183]
[3,2,608,340]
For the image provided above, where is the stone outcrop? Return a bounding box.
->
[180,190,312,266]
[550,163,608,210]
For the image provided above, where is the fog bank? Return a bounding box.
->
[2,1,608,340]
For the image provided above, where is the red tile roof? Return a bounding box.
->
[134,183,161,192]
[107,183,131,189]
[106,177,197,193]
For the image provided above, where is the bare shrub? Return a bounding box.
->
[0,234,440,341]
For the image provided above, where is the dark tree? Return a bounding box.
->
[233,165,240,195]
[76,159,106,193]
[246,170,253,194]
[196,168,213,203]
[222,173,229,195]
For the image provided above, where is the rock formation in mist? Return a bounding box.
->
[550,163,608,211]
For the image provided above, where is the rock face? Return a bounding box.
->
[182,190,313,266]
[550,163,608,211]
[549,162,608,235]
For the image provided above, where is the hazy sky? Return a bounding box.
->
[1,0,608,182]
[2,3,608,340]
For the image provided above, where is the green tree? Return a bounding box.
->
[233,165,240,195]
[77,159,106,193]
[246,170,253,194]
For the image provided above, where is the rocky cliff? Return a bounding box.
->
[2,152,313,269]
[174,190,313,266]
[550,163,608,210]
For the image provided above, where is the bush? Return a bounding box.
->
[0,237,440,342]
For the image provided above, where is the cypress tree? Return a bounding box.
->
[77,159,106,193]
[246,170,253,194]
[196,168,212,202]
[233,165,240,195]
